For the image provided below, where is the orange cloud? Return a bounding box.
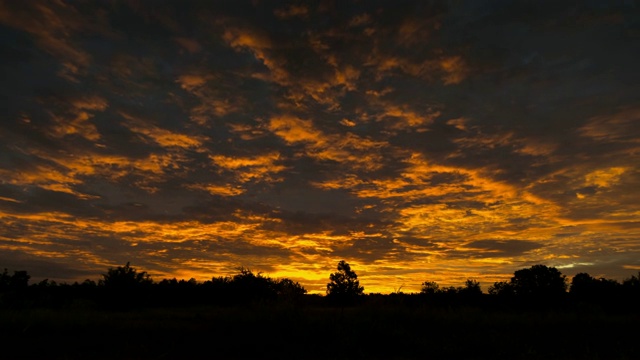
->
[269,116,323,144]
[176,74,210,91]
[269,115,387,170]
[378,105,440,130]
[578,107,640,144]
[222,27,291,85]
[274,5,309,19]
[585,167,627,188]
[119,111,207,150]
[2,146,189,198]
[48,96,107,141]
[0,2,94,81]
[439,56,468,85]
[132,126,206,149]
[187,184,245,197]
[210,152,287,183]
[175,72,245,124]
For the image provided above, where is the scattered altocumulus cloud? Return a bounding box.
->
[0,1,639,293]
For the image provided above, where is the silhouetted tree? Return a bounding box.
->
[570,273,596,295]
[487,265,567,308]
[230,267,278,303]
[199,275,233,305]
[622,272,640,291]
[569,272,622,308]
[326,260,364,305]
[0,269,9,291]
[420,281,440,295]
[510,264,567,299]
[0,269,31,308]
[488,281,513,296]
[99,262,152,309]
[78,279,98,288]
[36,279,57,287]
[100,262,152,290]
[622,272,640,306]
[197,268,307,306]
[0,268,30,290]
[274,278,307,298]
[459,279,482,297]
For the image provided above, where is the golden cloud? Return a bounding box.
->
[210,152,287,183]
[0,2,93,81]
[274,5,309,19]
[175,72,245,125]
[176,74,211,91]
[47,96,108,141]
[585,167,627,188]
[578,107,640,143]
[269,116,323,144]
[269,115,387,170]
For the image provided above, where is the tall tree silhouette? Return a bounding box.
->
[326,260,364,305]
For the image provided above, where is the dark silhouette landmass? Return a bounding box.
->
[1,262,639,359]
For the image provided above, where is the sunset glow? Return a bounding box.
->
[1,1,639,294]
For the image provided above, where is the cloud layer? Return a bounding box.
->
[1,1,639,293]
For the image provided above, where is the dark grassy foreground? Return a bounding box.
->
[1,303,638,360]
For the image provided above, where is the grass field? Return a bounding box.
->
[1,303,638,359]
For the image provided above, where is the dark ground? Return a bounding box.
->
[1,304,638,359]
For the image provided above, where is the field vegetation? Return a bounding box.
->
[1,261,639,359]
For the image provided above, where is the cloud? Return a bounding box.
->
[463,240,545,258]
[274,5,309,19]
[173,37,202,54]
[0,1,638,293]
[584,167,628,188]
[119,111,207,150]
[210,152,287,184]
[268,115,388,170]
[578,107,640,145]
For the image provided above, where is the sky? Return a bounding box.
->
[1,0,639,294]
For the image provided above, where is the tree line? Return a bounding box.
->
[1,261,639,311]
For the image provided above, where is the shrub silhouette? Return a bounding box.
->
[419,278,483,306]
